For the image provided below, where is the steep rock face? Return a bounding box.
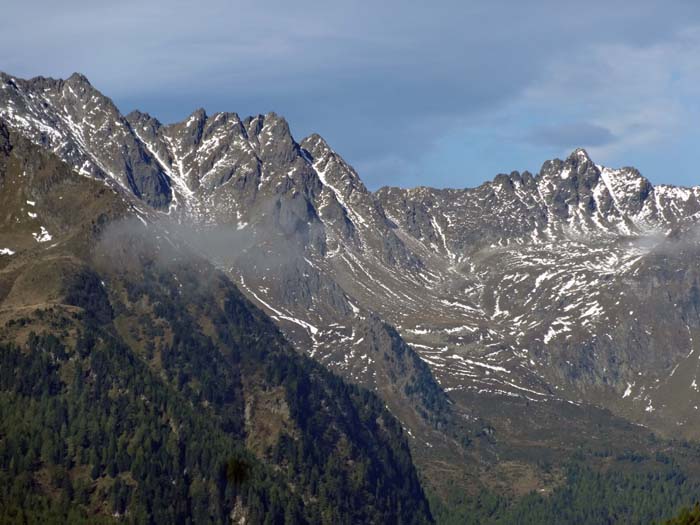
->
[0,73,172,208]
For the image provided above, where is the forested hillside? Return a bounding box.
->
[0,121,433,524]
[431,457,700,524]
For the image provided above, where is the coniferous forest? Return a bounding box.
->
[0,267,433,524]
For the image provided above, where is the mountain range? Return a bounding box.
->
[2,72,700,523]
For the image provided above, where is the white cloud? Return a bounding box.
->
[518,25,700,162]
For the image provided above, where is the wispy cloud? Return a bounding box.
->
[517,25,700,163]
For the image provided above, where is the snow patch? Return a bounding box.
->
[32,226,52,243]
[622,382,633,398]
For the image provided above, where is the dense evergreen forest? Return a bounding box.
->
[4,294,700,523]
[0,244,433,524]
[429,455,700,524]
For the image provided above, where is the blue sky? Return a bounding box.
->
[2,1,700,189]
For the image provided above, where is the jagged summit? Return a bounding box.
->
[569,147,592,161]
[189,106,208,119]
[0,71,680,220]
[66,71,91,84]
[3,70,699,257]
[301,132,332,153]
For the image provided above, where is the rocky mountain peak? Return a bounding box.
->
[301,133,369,199]
[301,133,330,156]
[569,147,592,163]
[178,108,208,138]
[492,170,538,193]
[126,109,156,123]
[539,148,599,185]
[65,71,92,86]
[190,107,207,120]
[0,72,174,209]
[240,112,298,165]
